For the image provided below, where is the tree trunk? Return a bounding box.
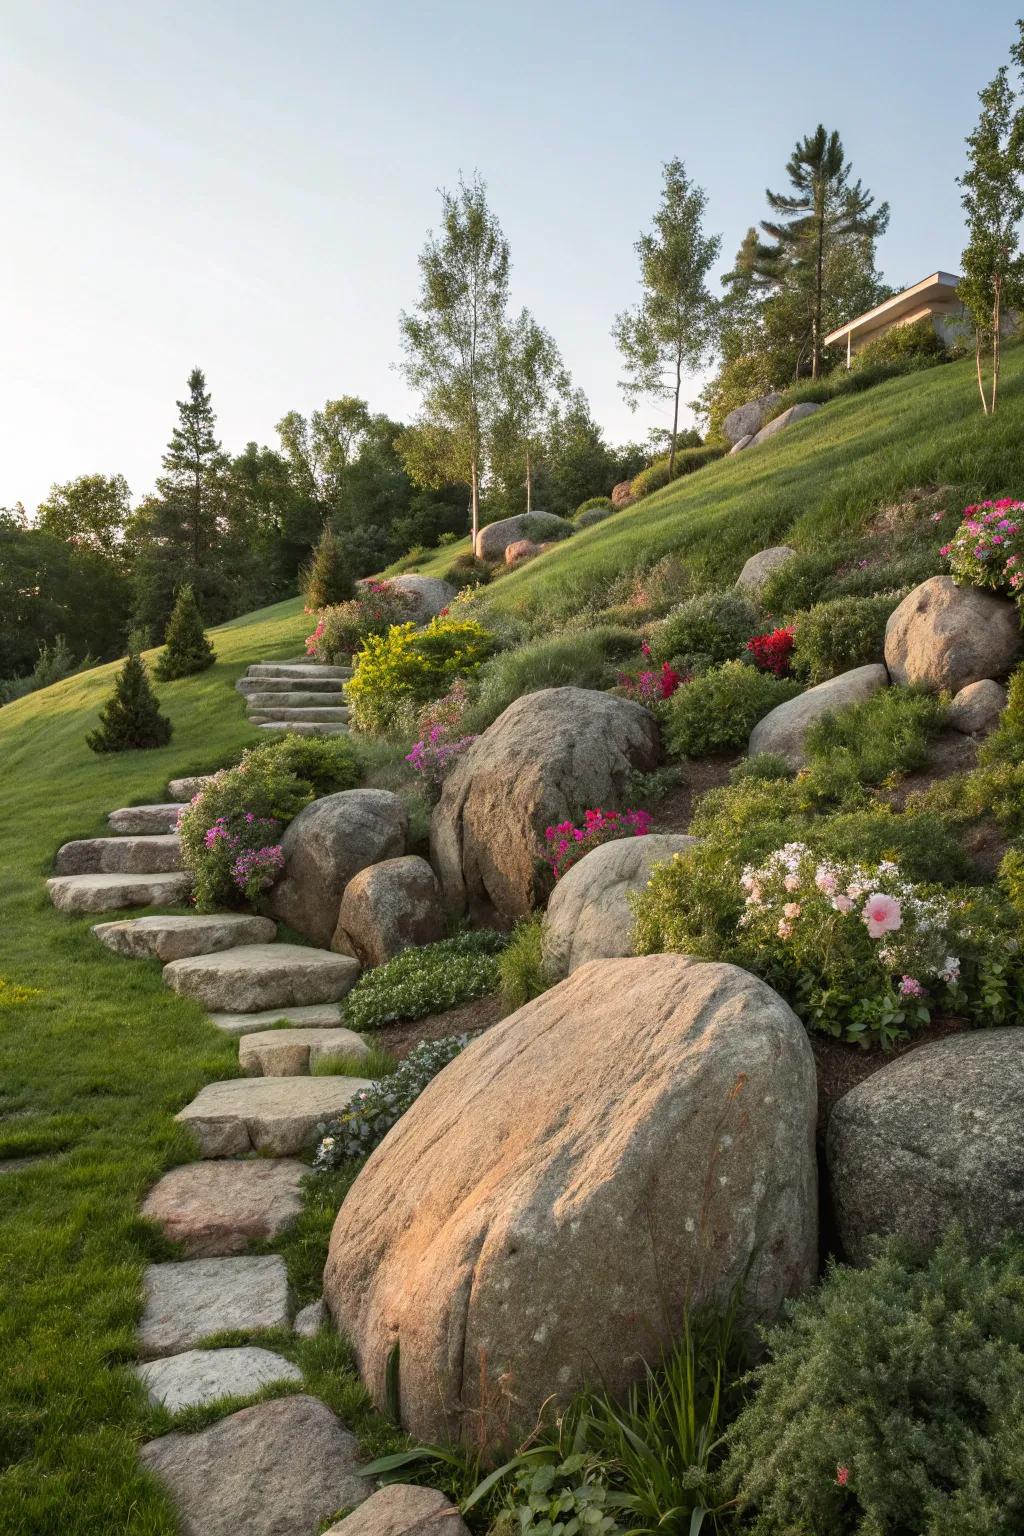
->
[812,199,825,380]
[992,277,1002,415]
[975,332,990,416]
[669,351,682,478]
[525,445,532,514]
[470,456,479,550]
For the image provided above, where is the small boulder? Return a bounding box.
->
[722,392,784,445]
[884,576,1022,693]
[430,687,660,922]
[748,664,889,769]
[332,856,445,966]
[294,1296,327,1338]
[542,834,697,980]
[367,574,456,622]
[322,1485,470,1536]
[325,955,817,1448]
[610,480,636,508]
[474,512,572,562]
[735,545,797,592]
[729,434,754,454]
[749,400,821,446]
[168,775,215,801]
[827,1030,1024,1264]
[504,538,541,566]
[269,790,408,948]
[949,678,1008,735]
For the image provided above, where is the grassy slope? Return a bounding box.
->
[0,597,360,1533]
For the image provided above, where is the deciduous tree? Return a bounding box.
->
[492,310,570,512]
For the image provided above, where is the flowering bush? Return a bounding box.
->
[416,677,475,739]
[306,580,416,662]
[941,498,1024,598]
[343,931,507,1031]
[405,724,477,790]
[314,1035,467,1167]
[347,617,496,734]
[618,642,686,703]
[746,626,795,676]
[546,807,653,881]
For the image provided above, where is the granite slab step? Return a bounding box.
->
[163,943,359,1013]
[108,804,185,835]
[135,1346,302,1412]
[255,721,350,736]
[242,691,346,710]
[237,676,347,696]
[176,1076,371,1156]
[238,1027,370,1077]
[207,1002,346,1036]
[141,1159,307,1255]
[47,871,192,914]
[246,663,350,680]
[138,1255,291,1357]
[93,913,276,963]
[167,775,216,801]
[54,834,182,876]
[248,706,349,723]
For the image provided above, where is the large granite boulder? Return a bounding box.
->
[369,574,456,622]
[430,688,660,922]
[827,1030,1024,1264]
[722,392,783,446]
[748,664,889,769]
[474,512,572,562]
[269,789,408,948]
[749,401,821,446]
[884,576,1022,693]
[325,955,818,1449]
[333,856,445,966]
[735,545,797,592]
[542,834,697,980]
[949,678,1008,735]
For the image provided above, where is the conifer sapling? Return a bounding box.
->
[155,584,216,680]
[86,651,173,753]
[302,526,354,611]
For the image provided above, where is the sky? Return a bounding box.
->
[1,0,1020,513]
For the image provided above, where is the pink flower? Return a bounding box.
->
[862,892,902,938]
[832,894,854,914]
[899,975,925,998]
[836,1465,850,1487]
[777,920,792,940]
[783,902,801,919]
[815,868,837,895]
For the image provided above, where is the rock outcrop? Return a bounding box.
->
[749,400,821,446]
[884,576,1021,693]
[474,512,572,562]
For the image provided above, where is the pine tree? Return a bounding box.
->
[301,526,354,611]
[86,651,172,753]
[155,584,216,680]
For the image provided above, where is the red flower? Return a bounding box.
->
[746,626,795,677]
[836,1465,850,1487]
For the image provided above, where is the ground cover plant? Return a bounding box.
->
[313,1035,467,1165]
[661,662,801,758]
[464,625,637,733]
[342,931,507,1031]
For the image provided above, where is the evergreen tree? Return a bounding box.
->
[86,651,172,753]
[301,526,354,611]
[155,584,216,680]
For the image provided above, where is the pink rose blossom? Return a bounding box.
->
[862,892,902,938]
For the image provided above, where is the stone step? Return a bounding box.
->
[141,1159,308,1256]
[162,943,359,1014]
[255,721,350,737]
[93,913,276,963]
[247,663,350,680]
[47,871,192,914]
[138,1255,291,1357]
[167,775,216,801]
[242,690,346,710]
[238,1027,370,1077]
[135,1346,302,1413]
[236,676,347,696]
[54,834,182,876]
[248,706,349,723]
[108,804,185,835]
[176,1075,370,1156]
[207,1002,345,1037]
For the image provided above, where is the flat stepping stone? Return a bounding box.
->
[93,913,276,963]
[239,1027,370,1077]
[46,871,192,914]
[208,1002,345,1037]
[248,705,349,722]
[255,720,350,736]
[140,1159,307,1256]
[167,775,215,800]
[135,1346,302,1412]
[323,1485,469,1536]
[246,662,351,679]
[163,943,359,1013]
[54,834,181,876]
[140,1394,370,1536]
[138,1255,291,1357]
[241,690,345,709]
[176,1076,371,1157]
[108,804,185,834]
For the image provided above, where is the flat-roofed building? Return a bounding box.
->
[825,271,972,365]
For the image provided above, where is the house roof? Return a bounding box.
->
[824,271,961,346]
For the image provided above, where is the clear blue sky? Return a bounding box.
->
[1,0,1019,512]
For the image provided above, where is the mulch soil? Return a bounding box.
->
[369,992,512,1062]
[650,754,739,835]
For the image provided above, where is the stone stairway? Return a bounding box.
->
[236,660,352,736]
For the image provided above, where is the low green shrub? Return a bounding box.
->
[724,1231,1024,1536]
[791,594,897,683]
[630,447,727,501]
[803,686,948,790]
[313,1036,466,1165]
[575,505,617,529]
[650,589,762,670]
[342,931,506,1030]
[852,315,949,370]
[573,496,613,520]
[347,617,497,735]
[242,731,361,796]
[466,626,637,733]
[499,916,549,1008]
[443,555,491,590]
[662,662,800,758]
[980,663,1023,764]
[522,513,574,543]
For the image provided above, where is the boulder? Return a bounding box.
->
[735,545,797,592]
[168,775,215,801]
[370,574,456,622]
[140,1160,307,1256]
[748,664,889,769]
[474,512,572,562]
[332,856,445,966]
[163,943,359,1013]
[269,790,408,948]
[884,576,1022,693]
[92,913,276,963]
[238,1026,370,1077]
[430,688,660,922]
[827,1030,1024,1264]
[611,480,636,508]
[722,392,784,445]
[140,1395,370,1536]
[138,1255,291,1358]
[135,1347,302,1413]
[749,400,822,446]
[323,1485,470,1536]
[324,955,818,1448]
[504,538,541,566]
[949,678,1008,735]
[542,834,697,980]
[729,434,754,454]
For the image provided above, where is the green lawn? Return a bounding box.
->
[0,597,401,1533]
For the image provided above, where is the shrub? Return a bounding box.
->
[307,580,416,662]
[575,505,617,530]
[243,731,361,796]
[466,626,636,733]
[313,1036,466,1166]
[405,726,477,794]
[499,915,549,1008]
[1,634,90,707]
[546,808,653,881]
[155,584,215,681]
[618,656,685,705]
[573,496,614,520]
[630,447,726,500]
[521,514,574,544]
[791,593,896,683]
[999,844,1024,920]
[650,590,762,669]
[177,753,314,910]
[981,663,1024,764]
[852,314,949,370]
[301,526,354,610]
[662,662,800,758]
[746,626,795,676]
[86,652,172,753]
[342,931,506,1030]
[803,686,948,790]
[724,1231,1024,1536]
[347,617,497,735]
[941,499,1024,599]
[443,555,491,590]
